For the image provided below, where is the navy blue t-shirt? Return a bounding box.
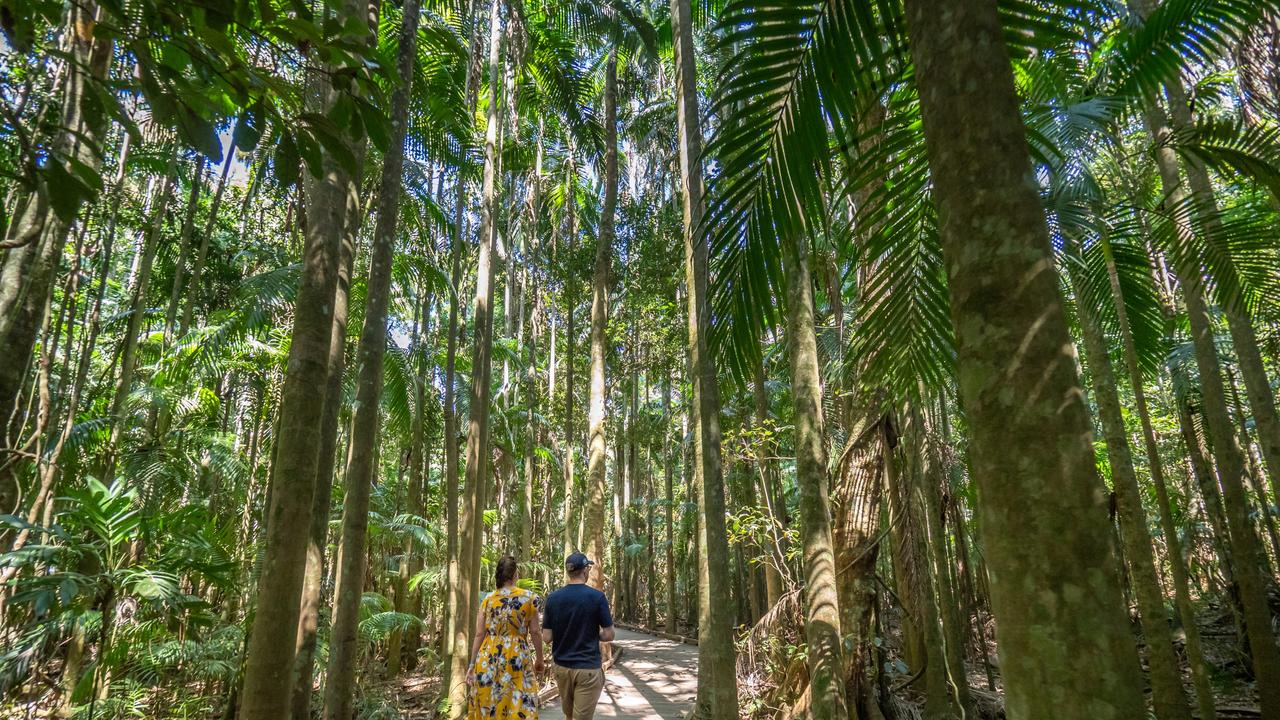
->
[542,583,614,669]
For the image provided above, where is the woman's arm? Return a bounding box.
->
[530,602,546,673]
[465,605,486,684]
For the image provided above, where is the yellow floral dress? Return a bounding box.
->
[468,586,541,720]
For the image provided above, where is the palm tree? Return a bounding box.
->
[445,0,505,714]
[323,0,422,716]
[899,3,1145,717]
[670,0,739,713]
[584,44,617,593]
[238,3,374,717]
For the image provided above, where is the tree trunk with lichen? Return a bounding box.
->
[1065,241,1191,720]
[782,232,848,720]
[901,1,1146,717]
[445,2,503,716]
[671,0,739,711]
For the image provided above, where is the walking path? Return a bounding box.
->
[539,628,698,719]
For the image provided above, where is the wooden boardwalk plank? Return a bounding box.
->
[539,628,698,719]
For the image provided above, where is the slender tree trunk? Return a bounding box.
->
[441,0,486,674]
[1161,82,1280,510]
[1138,81,1280,716]
[322,2,419,715]
[237,3,369,713]
[164,157,206,339]
[521,263,537,560]
[562,178,579,559]
[1175,375,1241,607]
[754,354,790,603]
[1229,370,1280,562]
[901,2,1146,717]
[1100,232,1217,720]
[670,0,739,712]
[441,172,465,663]
[1065,243,1191,720]
[663,371,678,634]
[899,412,951,720]
[918,407,972,717]
[446,2,503,714]
[181,143,236,336]
[782,233,848,719]
[289,214,354,720]
[585,48,617,596]
[104,156,178,475]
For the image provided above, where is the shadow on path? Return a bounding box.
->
[539,628,698,719]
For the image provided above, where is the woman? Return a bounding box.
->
[467,555,546,719]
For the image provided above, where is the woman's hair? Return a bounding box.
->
[495,555,518,589]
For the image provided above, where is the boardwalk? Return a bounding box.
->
[539,628,698,719]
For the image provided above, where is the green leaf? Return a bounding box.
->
[176,106,223,163]
[355,96,390,154]
[44,159,94,222]
[300,113,357,175]
[273,132,301,188]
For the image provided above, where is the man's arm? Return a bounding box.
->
[541,597,554,645]
[598,592,615,642]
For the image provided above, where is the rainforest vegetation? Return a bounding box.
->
[2,0,1280,718]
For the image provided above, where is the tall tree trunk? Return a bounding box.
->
[445,2,503,714]
[1137,77,1280,716]
[1175,374,1241,605]
[104,156,178,476]
[1101,231,1217,720]
[0,1,113,457]
[664,370,678,634]
[782,234,848,720]
[440,169,465,664]
[584,48,617,594]
[562,172,579,559]
[179,144,236,336]
[901,2,1146,718]
[670,0,739,712]
[164,158,206,339]
[441,0,486,675]
[322,1,419,715]
[289,221,353,720]
[918,406,972,717]
[753,359,786,607]
[237,3,369,713]
[1160,82,1280,510]
[1065,243,1191,720]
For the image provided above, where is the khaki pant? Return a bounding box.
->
[552,665,605,719]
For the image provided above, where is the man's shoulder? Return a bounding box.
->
[547,584,605,602]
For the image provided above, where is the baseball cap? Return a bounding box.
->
[565,552,594,572]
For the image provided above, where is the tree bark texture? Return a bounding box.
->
[446,2,503,715]
[783,234,848,720]
[322,0,420,714]
[902,1,1146,717]
[670,0,739,712]
[237,5,368,712]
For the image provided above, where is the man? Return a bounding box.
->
[541,552,615,719]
